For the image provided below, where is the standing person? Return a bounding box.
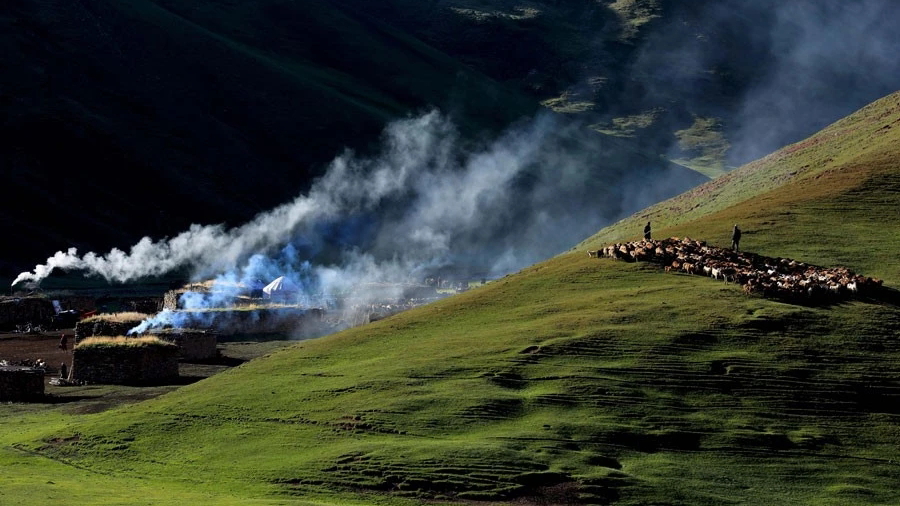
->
[643,221,652,241]
[58,334,68,353]
[732,224,742,251]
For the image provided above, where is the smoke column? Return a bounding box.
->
[615,0,900,167]
[14,110,703,303]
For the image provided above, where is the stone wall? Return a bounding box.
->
[0,298,55,330]
[74,316,148,343]
[73,345,179,385]
[96,297,162,314]
[163,290,180,311]
[163,307,325,335]
[0,366,45,401]
[149,329,218,361]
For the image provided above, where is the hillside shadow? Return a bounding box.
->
[864,286,900,308]
[216,332,292,343]
[41,394,102,404]
[761,288,899,309]
[183,355,247,367]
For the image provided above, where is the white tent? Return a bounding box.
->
[262,276,298,299]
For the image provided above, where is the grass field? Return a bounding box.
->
[2,92,899,504]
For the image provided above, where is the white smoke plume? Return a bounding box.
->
[12,111,455,287]
[14,110,702,309]
[622,0,900,167]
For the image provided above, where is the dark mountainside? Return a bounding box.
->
[4,0,900,286]
[357,0,900,167]
[0,0,539,285]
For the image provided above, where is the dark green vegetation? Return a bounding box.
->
[2,94,900,503]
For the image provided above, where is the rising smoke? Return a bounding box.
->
[13,110,701,317]
[727,0,900,164]
[617,0,900,166]
[15,0,899,322]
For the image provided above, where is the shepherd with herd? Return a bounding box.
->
[588,222,882,303]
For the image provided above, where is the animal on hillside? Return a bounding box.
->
[594,237,878,303]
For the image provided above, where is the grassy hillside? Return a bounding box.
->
[2,95,900,503]
[580,91,900,283]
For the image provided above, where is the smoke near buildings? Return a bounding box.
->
[13,110,702,307]
[13,0,900,318]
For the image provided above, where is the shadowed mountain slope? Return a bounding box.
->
[7,0,900,288]
[2,95,899,503]
[352,0,900,173]
[0,0,537,283]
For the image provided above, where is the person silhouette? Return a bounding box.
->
[732,224,742,251]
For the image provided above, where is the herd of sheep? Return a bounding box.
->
[589,237,883,303]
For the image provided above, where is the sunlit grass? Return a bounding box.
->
[75,336,174,349]
[81,312,152,324]
[1,92,899,504]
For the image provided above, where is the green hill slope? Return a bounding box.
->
[580,90,900,283]
[3,93,900,504]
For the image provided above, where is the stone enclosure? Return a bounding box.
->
[0,366,45,401]
[74,341,179,385]
[149,329,218,361]
[74,314,150,344]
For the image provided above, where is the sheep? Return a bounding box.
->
[720,267,737,283]
[594,236,877,303]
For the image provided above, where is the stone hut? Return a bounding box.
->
[0,366,45,401]
[74,313,151,344]
[149,329,218,361]
[0,297,55,331]
[73,337,179,385]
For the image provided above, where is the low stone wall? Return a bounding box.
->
[0,366,45,401]
[149,329,218,361]
[0,298,56,331]
[74,344,179,385]
[163,307,325,336]
[163,290,180,311]
[74,316,148,344]
[91,297,163,314]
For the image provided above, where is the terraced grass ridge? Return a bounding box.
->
[2,92,900,504]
